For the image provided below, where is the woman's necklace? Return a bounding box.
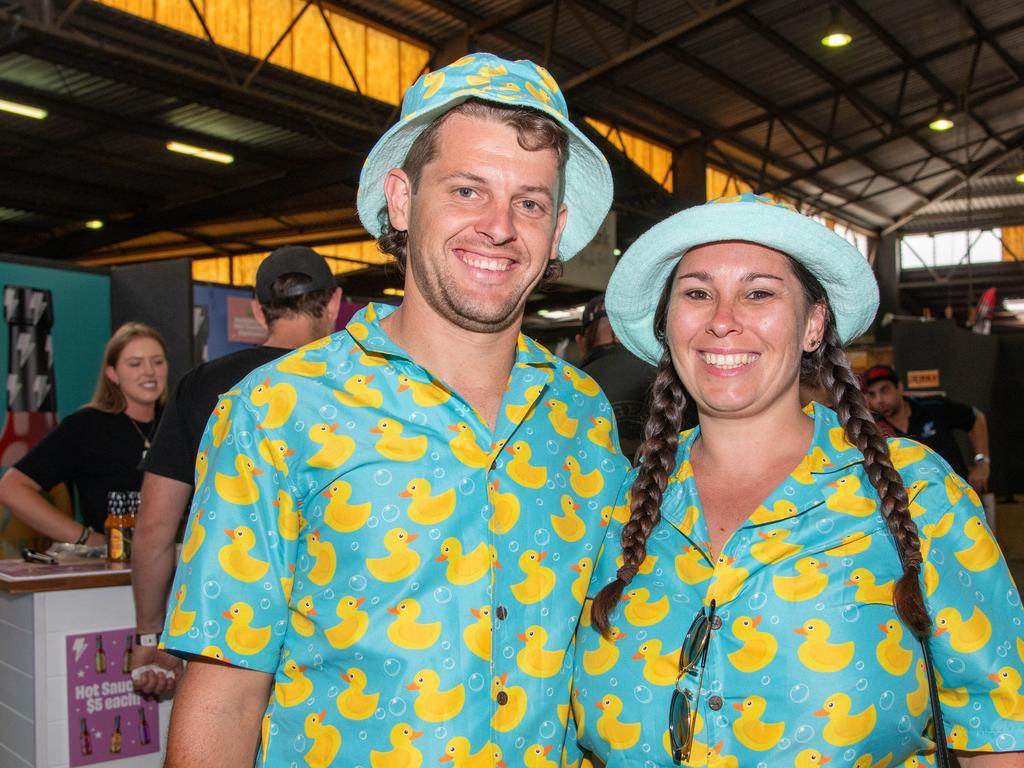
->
[126,414,153,458]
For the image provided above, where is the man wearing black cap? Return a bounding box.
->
[577,294,657,458]
[130,245,340,695]
[863,364,990,492]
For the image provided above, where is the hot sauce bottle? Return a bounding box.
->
[110,715,122,754]
[138,707,151,745]
[79,718,92,756]
[94,635,106,673]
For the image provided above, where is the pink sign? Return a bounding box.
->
[226,295,268,344]
[65,630,160,765]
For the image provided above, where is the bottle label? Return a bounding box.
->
[108,528,125,562]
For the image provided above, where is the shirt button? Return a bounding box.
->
[711,615,723,630]
[495,605,508,621]
[708,695,723,711]
[496,691,509,706]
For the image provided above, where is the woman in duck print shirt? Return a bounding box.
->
[572,193,1024,767]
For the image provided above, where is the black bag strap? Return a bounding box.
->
[920,634,952,767]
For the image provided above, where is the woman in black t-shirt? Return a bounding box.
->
[0,322,168,545]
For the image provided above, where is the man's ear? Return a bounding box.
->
[251,299,269,331]
[547,203,569,263]
[384,169,413,232]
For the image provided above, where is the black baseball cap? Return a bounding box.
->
[255,245,336,303]
[581,294,607,332]
[863,364,900,387]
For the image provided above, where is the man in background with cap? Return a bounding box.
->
[160,53,628,767]
[130,245,340,696]
[577,293,657,458]
[863,363,990,492]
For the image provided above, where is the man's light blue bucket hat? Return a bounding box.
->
[606,193,879,366]
[356,52,612,262]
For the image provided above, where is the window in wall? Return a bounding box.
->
[901,230,1004,270]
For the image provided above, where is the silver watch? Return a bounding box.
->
[972,453,989,464]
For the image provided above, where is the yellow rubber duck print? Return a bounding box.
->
[563,366,600,396]
[370,418,428,462]
[988,666,1024,720]
[935,667,968,708]
[731,695,784,751]
[620,587,670,626]
[517,625,565,678]
[273,490,303,540]
[210,398,232,447]
[447,422,493,468]
[795,749,832,768]
[583,626,625,676]
[544,398,578,438]
[199,645,230,663]
[397,374,451,407]
[324,595,369,649]
[791,446,833,483]
[947,723,992,751]
[850,753,892,768]
[406,669,465,722]
[906,658,928,717]
[307,422,355,470]
[551,494,586,542]
[218,525,270,582]
[436,536,491,585]
[945,472,981,507]
[823,532,872,557]
[366,528,420,582]
[221,601,271,656]
[290,595,317,637]
[704,740,739,768]
[814,693,876,746]
[181,508,205,563]
[505,384,544,423]
[728,614,777,673]
[599,501,631,527]
[586,416,617,454]
[794,618,854,673]
[844,568,894,605]
[488,478,521,534]
[675,544,714,585]
[954,516,999,571]
[257,436,294,475]
[594,693,641,750]
[280,563,295,604]
[333,373,383,408]
[505,440,548,488]
[569,557,592,604]
[400,478,456,525]
[249,378,297,429]
[887,438,926,470]
[387,598,441,650]
[322,479,371,532]
[751,528,802,564]
[167,584,196,636]
[491,672,527,732]
[707,554,750,604]
[750,499,799,525]
[772,556,828,602]
[275,658,313,707]
[370,723,423,768]
[875,619,912,676]
[440,736,496,768]
[935,605,992,653]
[563,455,604,498]
[214,455,263,506]
[338,667,379,720]
[523,743,557,768]
[828,425,856,451]
[631,638,679,686]
[510,549,556,604]
[194,447,209,489]
[305,528,336,586]
[826,475,877,517]
[276,345,327,378]
[303,710,341,768]
[464,605,492,661]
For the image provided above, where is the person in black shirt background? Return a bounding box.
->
[0,322,168,546]
[130,245,341,697]
[863,364,991,492]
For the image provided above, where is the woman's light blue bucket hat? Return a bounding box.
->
[606,193,879,366]
[356,52,612,262]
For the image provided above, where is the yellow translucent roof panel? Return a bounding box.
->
[191,240,393,286]
[97,0,430,105]
[585,117,674,192]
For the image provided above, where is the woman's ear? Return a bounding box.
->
[105,365,120,386]
[803,302,827,352]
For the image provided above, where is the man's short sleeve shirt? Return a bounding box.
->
[162,303,631,765]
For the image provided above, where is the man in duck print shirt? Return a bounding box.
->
[161,53,629,767]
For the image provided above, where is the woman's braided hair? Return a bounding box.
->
[591,255,931,639]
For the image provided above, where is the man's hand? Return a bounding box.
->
[131,645,183,699]
[968,461,990,494]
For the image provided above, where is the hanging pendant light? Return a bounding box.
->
[821,7,853,48]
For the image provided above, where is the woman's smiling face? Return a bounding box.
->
[664,241,825,420]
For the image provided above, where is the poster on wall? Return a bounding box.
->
[65,630,160,765]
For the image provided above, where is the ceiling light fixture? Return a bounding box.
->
[166,140,234,164]
[928,105,955,132]
[1003,298,1024,315]
[85,219,104,230]
[821,7,852,48]
[1016,171,1024,185]
[0,98,47,120]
